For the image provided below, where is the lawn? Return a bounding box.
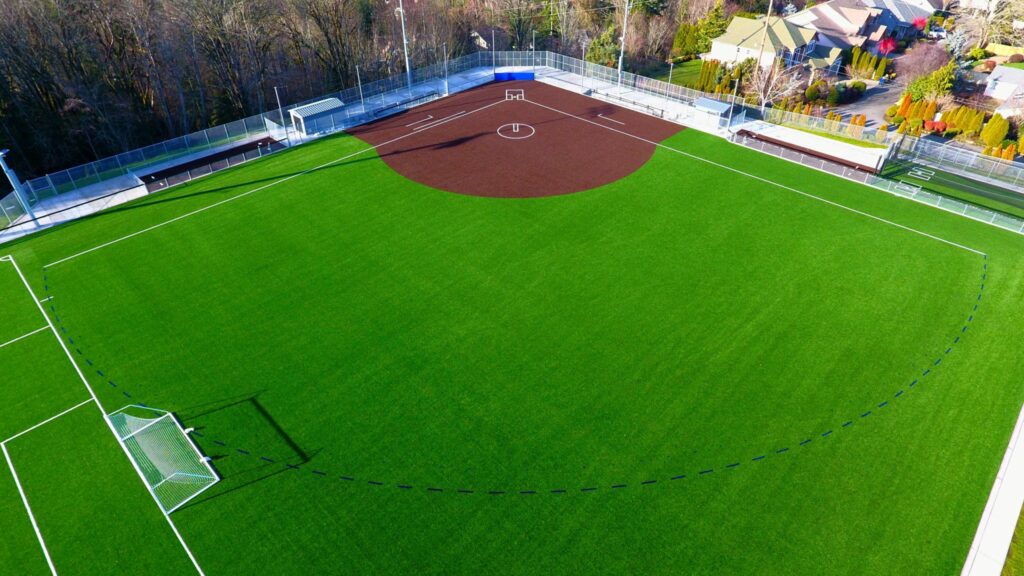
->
[2,88,1024,574]
[1007,510,1024,576]
[788,124,889,148]
[882,159,1024,219]
[648,59,703,88]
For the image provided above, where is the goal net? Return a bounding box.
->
[107,405,219,514]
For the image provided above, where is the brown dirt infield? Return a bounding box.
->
[347,81,683,198]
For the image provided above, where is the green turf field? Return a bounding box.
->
[2,99,1024,574]
[882,159,1024,219]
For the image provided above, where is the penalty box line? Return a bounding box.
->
[45,98,509,269]
[3,256,207,575]
[524,98,987,258]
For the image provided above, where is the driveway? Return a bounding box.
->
[835,82,903,127]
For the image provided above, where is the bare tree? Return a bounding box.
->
[746,59,804,110]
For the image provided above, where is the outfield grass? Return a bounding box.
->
[882,160,1024,219]
[3,100,1024,574]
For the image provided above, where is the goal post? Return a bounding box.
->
[107,405,219,514]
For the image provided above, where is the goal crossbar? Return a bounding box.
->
[107,405,219,514]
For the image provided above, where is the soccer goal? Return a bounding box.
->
[107,405,219,514]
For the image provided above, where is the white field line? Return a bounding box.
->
[526,98,987,257]
[5,257,206,575]
[404,115,434,127]
[413,110,467,131]
[2,399,95,445]
[598,113,625,125]
[0,326,48,350]
[962,401,1024,576]
[2,443,57,575]
[45,98,507,268]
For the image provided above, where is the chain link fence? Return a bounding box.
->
[734,132,1024,235]
[894,135,1024,194]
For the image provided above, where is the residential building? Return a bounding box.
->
[787,0,890,51]
[707,17,841,69]
[985,64,1024,116]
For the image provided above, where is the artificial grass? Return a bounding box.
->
[3,404,196,574]
[1006,509,1024,576]
[882,160,1024,219]
[3,101,1024,574]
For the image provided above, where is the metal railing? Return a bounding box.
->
[894,136,1024,194]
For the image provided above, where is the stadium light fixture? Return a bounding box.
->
[387,0,414,91]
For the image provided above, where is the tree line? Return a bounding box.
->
[0,0,780,179]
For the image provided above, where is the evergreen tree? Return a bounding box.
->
[696,1,729,53]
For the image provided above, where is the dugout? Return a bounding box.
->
[289,97,346,137]
[693,97,741,131]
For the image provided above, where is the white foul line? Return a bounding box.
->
[4,257,207,574]
[598,113,625,125]
[2,443,58,575]
[526,98,987,257]
[404,115,434,127]
[45,98,507,268]
[0,326,48,350]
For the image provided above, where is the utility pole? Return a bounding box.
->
[274,86,291,146]
[0,150,38,227]
[616,0,631,86]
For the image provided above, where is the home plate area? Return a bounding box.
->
[347,81,683,198]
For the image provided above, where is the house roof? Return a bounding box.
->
[714,17,817,54]
[856,0,932,25]
[694,97,733,115]
[290,98,345,120]
[787,0,883,48]
[808,45,845,68]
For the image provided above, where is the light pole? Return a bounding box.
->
[492,29,497,75]
[443,42,449,96]
[669,61,675,84]
[356,65,365,111]
[580,38,589,93]
[532,30,537,73]
[616,0,631,86]
[390,0,413,90]
[0,149,38,227]
[274,86,291,146]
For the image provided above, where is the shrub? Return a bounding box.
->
[1010,54,1024,64]
[933,121,947,132]
[924,120,934,131]
[805,85,820,101]
[983,60,997,72]
[968,47,988,60]
[892,115,905,125]
[885,104,899,118]
[851,80,866,93]
[827,86,840,105]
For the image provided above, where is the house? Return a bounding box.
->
[786,0,890,51]
[851,0,941,36]
[985,65,1024,116]
[708,17,829,67]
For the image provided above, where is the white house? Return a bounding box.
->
[708,17,823,67]
[985,65,1024,116]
